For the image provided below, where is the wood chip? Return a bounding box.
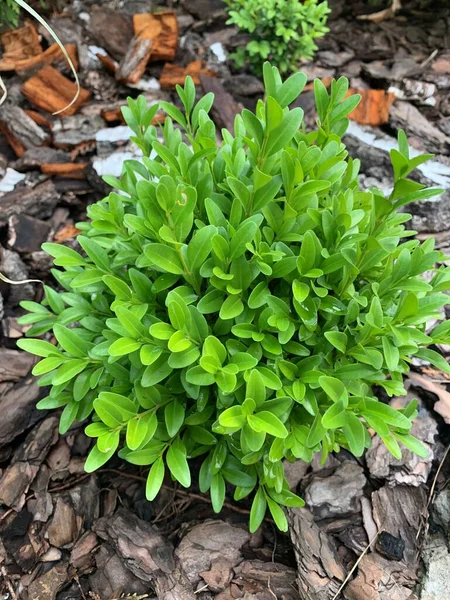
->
[22,65,90,116]
[1,21,42,65]
[200,75,243,132]
[346,89,396,126]
[0,43,78,75]
[0,348,36,382]
[47,497,83,548]
[133,11,178,62]
[115,36,153,84]
[0,378,42,447]
[288,507,346,600]
[8,213,51,253]
[0,180,60,224]
[24,109,53,130]
[96,52,118,74]
[160,60,216,88]
[41,162,87,178]
[0,105,50,157]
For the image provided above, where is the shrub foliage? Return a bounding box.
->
[18,64,450,532]
[224,0,330,75]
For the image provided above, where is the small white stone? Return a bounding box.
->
[210,42,227,63]
[0,168,26,194]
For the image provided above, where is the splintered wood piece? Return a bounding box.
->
[133,11,178,62]
[288,507,346,600]
[24,110,53,130]
[200,75,243,132]
[346,89,396,126]
[160,60,215,88]
[101,106,124,122]
[1,21,42,64]
[116,37,153,84]
[22,65,90,116]
[16,43,78,76]
[97,52,118,74]
[41,162,87,178]
[0,105,50,157]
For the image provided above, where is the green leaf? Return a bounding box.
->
[267,497,288,531]
[322,401,347,429]
[247,412,288,438]
[53,324,91,357]
[165,399,185,437]
[219,295,244,320]
[146,457,165,501]
[187,225,216,270]
[166,441,191,487]
[393,432,429,458]
[265,108,304,156]
[85,443,116,472]
[324,331,347,353]
[17,338,60,358]
[210,473,226,513]
[126,418,149,451]
[109,338,141,356]
[249,487,267,533]
[318,376,348,404]
[144,244,184,274]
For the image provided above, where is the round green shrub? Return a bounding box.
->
[224,0,330,75]
[18,64,450,532]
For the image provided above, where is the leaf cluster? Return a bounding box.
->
[224,0,330,75]
[18,63,449,532]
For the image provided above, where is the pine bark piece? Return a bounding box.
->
[0,105,50,157]
[96,52,118,74]
[0,416,59,509]
[0,378,43,447]
[41,163,87,178]
[93,508,196,600]
[87,9,133,61]
[1,21,42,65]
[0,43,78,74]
[288,507,346,600]
[0,180,59,224]
[0,348,36,382]
[24,109,53,130]
[115,36,153,84]
[346,89,396,126]
[7,213,51,253]
[22,65,90,116]
[133,11,179,62]
[200,75,243,132]
[371,485,427,570]
[160,60,216,88]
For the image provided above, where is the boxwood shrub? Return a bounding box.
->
[18,63,450,532]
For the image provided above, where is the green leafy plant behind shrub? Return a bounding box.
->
[18,64,450,533]
[224,0,330,75]
[0,0,20,28]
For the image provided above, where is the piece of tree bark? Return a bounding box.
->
[8,213,51,253]
[0,378,43,447]
[200,75,243,132]
[93,508,196,600]
[371,485,426,571]
[0,179,59,224]
[0,105,50,157]
[160,60,215,88]
[0,349,36,382]
[22,65,90,116]
[1,22,42,65]
[87,9,133,61]
[288,507,346,600]
[40,163,87,178]
[0,416,59,509]
[0,43,78,75]
[96,52,118,74]
[24,110,53,130]
[133,11,179,61]
[116,37,153,85]
[346,89,396,126]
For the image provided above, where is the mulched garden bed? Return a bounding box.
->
[0,0,449,598]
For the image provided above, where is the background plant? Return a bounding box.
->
[224,0,330,75]
[0,0,20,28]
[18,63,450,533]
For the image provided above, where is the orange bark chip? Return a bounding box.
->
[346,89,396,126]
[160,61,215,88]
[22,65,90,116]
[133,11,178,62]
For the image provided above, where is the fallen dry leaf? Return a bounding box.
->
[54,225,81,243]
